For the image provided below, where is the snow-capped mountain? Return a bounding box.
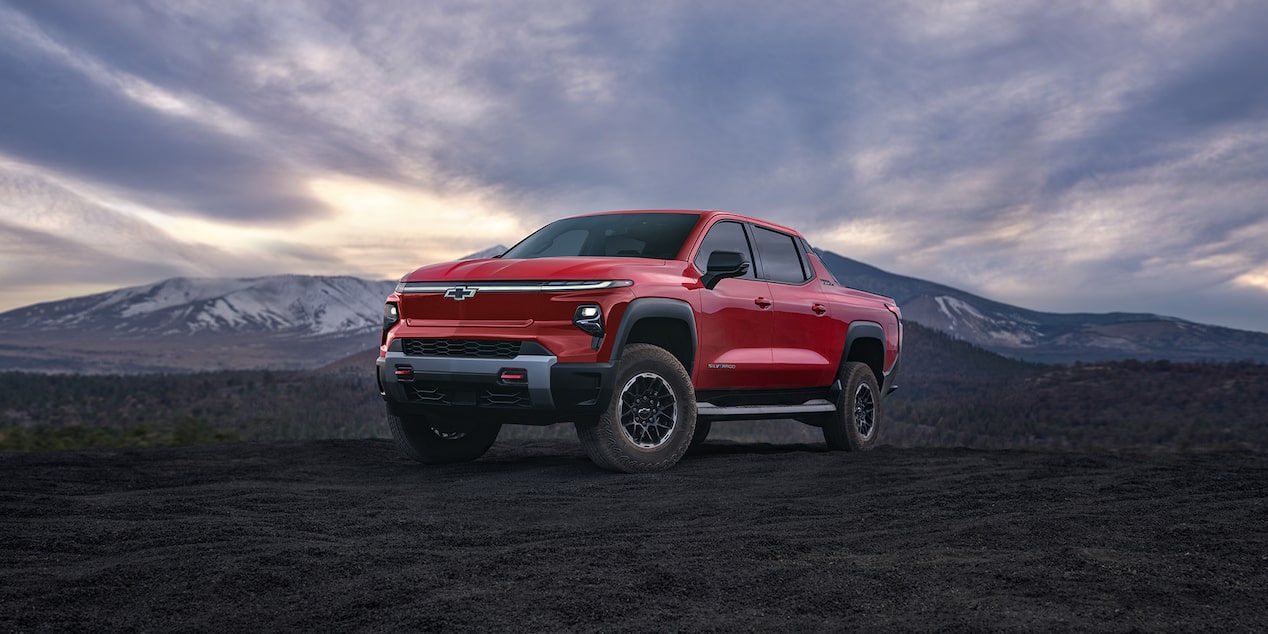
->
[0,245,511,344]
[0,275,401,373]
[817,251,1268,364]
[0,275,397,337]
[3,246,1267,373]
[0,248,518,372]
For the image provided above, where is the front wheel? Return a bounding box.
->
[388,413,501,464]
[576,344,696,473]
[822,361,882,451]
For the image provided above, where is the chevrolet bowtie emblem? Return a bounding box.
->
[444,286,478,301]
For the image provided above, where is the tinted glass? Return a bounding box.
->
[752,226,807,284]
[502,213,701,260]
[692,221,754,278]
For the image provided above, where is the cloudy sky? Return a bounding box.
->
[2,1,1267,332]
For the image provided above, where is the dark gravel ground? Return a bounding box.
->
[1,438,1266,632]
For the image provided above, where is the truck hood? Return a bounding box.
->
[402,256,668,282]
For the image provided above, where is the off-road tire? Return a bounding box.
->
[822,361,881,451]
[576,344,696,473]
[389,413,501,464]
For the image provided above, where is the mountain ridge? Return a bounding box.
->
[1,247,1266,372]
[816,251,1268,363]
[0,275,395,338]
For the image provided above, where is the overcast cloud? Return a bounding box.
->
[1,0,1266,332]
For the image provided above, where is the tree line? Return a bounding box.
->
[2,322,1265,451]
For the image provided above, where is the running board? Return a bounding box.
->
[696,399,836,419]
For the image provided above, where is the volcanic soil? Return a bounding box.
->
[2,439,1266,632]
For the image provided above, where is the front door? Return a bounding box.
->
[692,220,773,390]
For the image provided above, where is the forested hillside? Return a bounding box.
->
[0,369,382,450]
[2,322,1265,451]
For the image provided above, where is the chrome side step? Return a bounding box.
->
[696,399,836,419]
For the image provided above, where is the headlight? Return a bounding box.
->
[384,302,399,327]
[573,304,604,337]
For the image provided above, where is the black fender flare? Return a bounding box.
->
[842,320,887,374]
[609,297,698,370]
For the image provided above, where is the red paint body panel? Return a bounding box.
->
[766,278,842,388]
[693,276,773,390]
[382,209,900,390]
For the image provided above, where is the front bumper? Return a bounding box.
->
[377,349,616,425]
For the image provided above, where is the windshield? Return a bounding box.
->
[501,213,701,260]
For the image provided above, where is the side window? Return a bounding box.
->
[752,226,808,284]
[693,221,754,278]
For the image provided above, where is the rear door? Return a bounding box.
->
[750,225,840,388]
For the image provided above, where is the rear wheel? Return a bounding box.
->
[388,413,501,464]
[576,344,696,473]
[822,361,881,451]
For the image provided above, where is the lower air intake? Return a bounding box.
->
[401,339,522,359]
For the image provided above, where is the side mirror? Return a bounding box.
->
[701,250,750,290]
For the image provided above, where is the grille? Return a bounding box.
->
[401,338,522,359]
[481,388,531,408]
[406,384,447,403]
[405,383,531,408]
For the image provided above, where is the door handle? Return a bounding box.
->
[812,303,827,315]
[754,297,772,309]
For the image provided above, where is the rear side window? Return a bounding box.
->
[692,221,755,278]
[752,226,809,284]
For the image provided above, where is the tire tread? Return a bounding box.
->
[577,344,696,473]
[822,361,882,451]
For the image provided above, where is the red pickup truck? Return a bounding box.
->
[378,210,901,472]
